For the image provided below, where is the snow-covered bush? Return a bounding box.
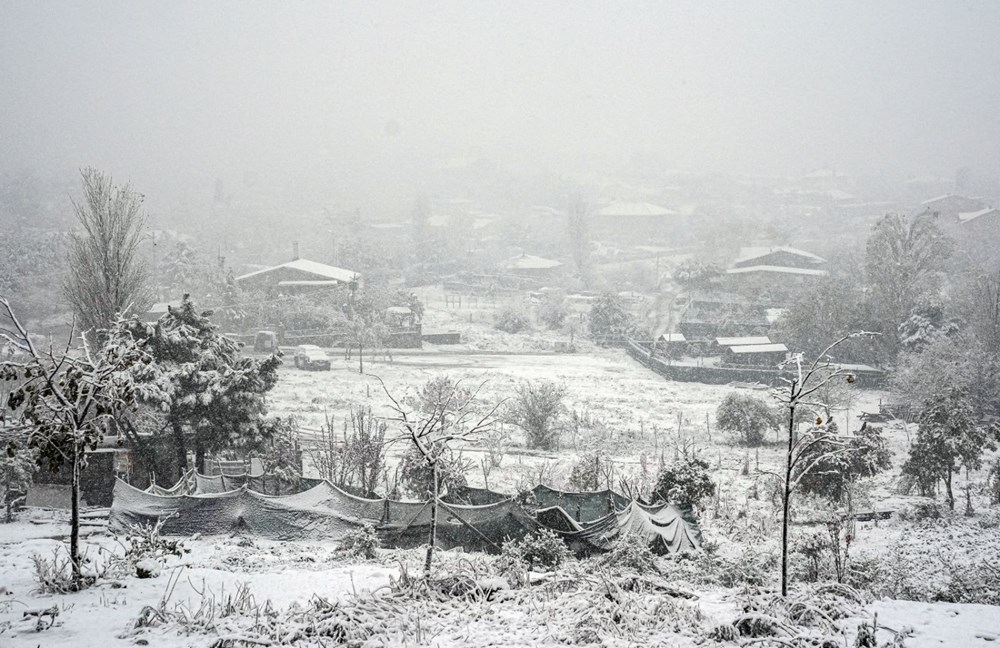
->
[566,453,605,492]
[537,296,568,330]
[494,305,530,333]
[31,548,93,593]
[715,543,779,588]
[598,532,657,572]
[0,445,35,522]
[514,528,572,571]
[339,523,379,559]
[652,457,715,513]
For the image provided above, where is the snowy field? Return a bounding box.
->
[1,345,998,646]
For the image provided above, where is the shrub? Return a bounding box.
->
[716,544,778,588]
[32,547,94,593]
[989,458,1000,505]
[339,524,379,559]
[538,297,568,330]
[566,453,605,492]
[652,457,715,513]
[588,292,636,342]
[494,305,530,334]
[505,528,572,572]
[598,532,657,572]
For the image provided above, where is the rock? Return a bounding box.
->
[135,559,161,579]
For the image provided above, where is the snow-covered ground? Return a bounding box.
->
[3,316,998,646]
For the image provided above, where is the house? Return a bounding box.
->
[592,201,679,244]
[236,257,359,296]
[731,246,827,270]
[501,254,564,281]
[920,194,986,218]
[721,343,788,367]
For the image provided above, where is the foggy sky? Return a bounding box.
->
[2,1,1000,211]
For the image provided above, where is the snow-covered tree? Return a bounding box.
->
[1,297,148,585]
[504,381,568,450]
[716,393,780,446]
[902,388,998,511]
[379,375,501,577]
[865,212,952,355]
[64,168,152,338]
[122,295,282,476]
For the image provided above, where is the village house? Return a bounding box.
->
[591,200,679,245]
[235,247,359,297]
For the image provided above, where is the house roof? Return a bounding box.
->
[716,336,771,346]
[726,265,828,277]
[503,254,563,271]
[728,343,788,354]
[596,201,676,218]
[958,207,999,223]
[236,259,358,283]
[659,333,686,343]
[734,246,827,266]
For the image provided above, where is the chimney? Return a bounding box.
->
[292,241,300,261]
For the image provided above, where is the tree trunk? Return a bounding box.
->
[965,468,974,517]
[946,470,955,511]
[780,388,797,598]
[70,442,82,587]
[195,440,206,475]
[423,461,438,579]
[358,343,364,374]
[171,418,188,475]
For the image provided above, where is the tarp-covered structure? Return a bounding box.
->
[112,478,539,552]
[112,475,700,555]
[525,485,630,523]
[558,501,701,556]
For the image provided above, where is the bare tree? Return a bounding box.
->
[0,297,146,586]
[377,376,502,578]
[63,168,152,339]
[767,332,878,597]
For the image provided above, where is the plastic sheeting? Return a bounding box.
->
[526,485,630,523]
[115,477,699,555]
[559,501,701,556]
[112,478,539,552]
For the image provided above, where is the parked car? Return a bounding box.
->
[293,345,331,371]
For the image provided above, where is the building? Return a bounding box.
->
[920,194,986,218]
[731,246,828,271]
[501,254,564,281]
[236,258,359,296]
[721,342,789,367]
[592,201,679,244]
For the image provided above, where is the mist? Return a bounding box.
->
[3,1,1000,217]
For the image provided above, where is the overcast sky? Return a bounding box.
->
[2,1,999,207]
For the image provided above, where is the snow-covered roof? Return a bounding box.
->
[734,246,827,266]
[503,254,563,270]
[726,265,828,277]
[728,343,788,354]
[236,259,358,283]
[716,336,771,346]
[596,201,677,218]
[958,207,999,223]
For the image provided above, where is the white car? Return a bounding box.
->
[293,345,331,371]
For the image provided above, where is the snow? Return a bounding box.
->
[869,599,1000,646]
